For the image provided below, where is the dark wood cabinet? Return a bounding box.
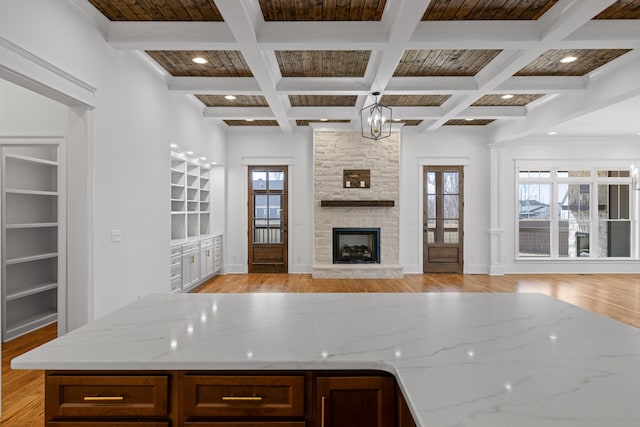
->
[316,376,395,427]
[44,371,415,427]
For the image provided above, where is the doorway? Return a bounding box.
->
[248,166,288,273]
[423,166,464,273]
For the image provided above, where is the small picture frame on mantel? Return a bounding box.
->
[343,169,370,188]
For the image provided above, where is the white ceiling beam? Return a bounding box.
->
[459,106,527,119]
[203,107,273,119]
[168,77,261,94]
[104,20,640,52]
[276,78,370,94]
[167,74,585,96]
[496,76,586,93]
[409,21,540,49]
[287,107,356,119]
[214,0,292,133]
[491,55,640,142]
[536,0,616,41]
[107,22,236,50]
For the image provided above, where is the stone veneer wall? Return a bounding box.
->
[313,131,403,278]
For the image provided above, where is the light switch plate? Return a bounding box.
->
[111,229,122,242]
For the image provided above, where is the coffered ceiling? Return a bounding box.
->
[82,0,640,138]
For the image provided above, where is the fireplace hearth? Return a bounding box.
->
[333,228,380,264]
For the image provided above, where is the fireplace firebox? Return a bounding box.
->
[333,228,380,264]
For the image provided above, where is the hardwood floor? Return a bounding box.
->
[2,273,640,425]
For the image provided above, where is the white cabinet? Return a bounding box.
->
[170,245,182,293]
[213,235,223,273]
[1,144,63,342]
[200,239,214,279]
[181,243,200,292]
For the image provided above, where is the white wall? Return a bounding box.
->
[400,127,491,274]
[0,0,226,320]
[225,128,313,273]
[0,79,68,135]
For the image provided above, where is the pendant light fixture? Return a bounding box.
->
[361,92,392,141]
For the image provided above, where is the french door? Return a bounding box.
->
[248,166,288,273]
[423,166,464,273]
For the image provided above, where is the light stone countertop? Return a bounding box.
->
[12,292,640,427]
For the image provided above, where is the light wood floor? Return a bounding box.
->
[3,273,640,425]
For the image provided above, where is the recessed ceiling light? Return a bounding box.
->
[548,131,558,135]
[393,118,401,122]
[246,119,254,122]
[192,57,208,64]
[211,162,217,165]
[560,56,577,63]
[224,95,237,100]
[170,143,177,148]
[465,118,474,121]
[200,157,206,160]
[501,94,514,99]
[319,118,329,122]
[186,151,194,155]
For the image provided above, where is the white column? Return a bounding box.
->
[489,144,505,275]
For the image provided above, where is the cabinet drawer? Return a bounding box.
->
[201,239,214,248]
[171,246,182,257]
[49,422,169,427]
[185,423,305,427]
[182,375,304,418]
[46,375,168,418]
[171,276,182,292]
[183,243,200,253]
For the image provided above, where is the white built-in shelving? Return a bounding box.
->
[170,152,212,241]
[2,144,63,341]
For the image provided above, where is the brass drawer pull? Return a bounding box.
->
[83,396,124,401]
[222,396,263,401]
[321,396,326,427]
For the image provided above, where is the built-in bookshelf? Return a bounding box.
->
[170,152,211,241]
[2,144,62,341]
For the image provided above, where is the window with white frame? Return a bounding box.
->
[517,166,635,259]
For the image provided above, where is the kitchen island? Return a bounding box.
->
[12,292,640,426]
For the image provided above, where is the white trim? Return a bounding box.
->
[242,156,294,166]
[418,156,471,166]
[0,37,96,108]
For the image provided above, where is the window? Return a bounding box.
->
[517,168,635,259]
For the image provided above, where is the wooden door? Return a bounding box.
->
[317,376,394,427]
[423,166,464,273]
[248,166,288,273]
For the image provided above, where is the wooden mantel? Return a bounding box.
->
[320,200,395,207]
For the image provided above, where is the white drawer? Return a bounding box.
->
[170,246,182,257]
[171,262,181,275]
[170,276,182,292]
[182,243,199,253]
[214,235,223,245]
[201,239,213,248]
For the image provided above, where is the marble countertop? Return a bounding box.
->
[13,293,640,426]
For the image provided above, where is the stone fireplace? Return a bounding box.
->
[313,131,403,278]
[333,228,380,264]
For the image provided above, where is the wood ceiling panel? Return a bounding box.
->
[595,0,640,19]
[87,0,223,21]
[472,94,544,106]
[394,50,501,77]
[224,120,279,126]
[515,49,631,76]
[146,51,253,77]
[296,120,351,125]
[276,51,370,77]
[380,95,450,106]
[196,95,269,107]
[289,95,358,106]
[445,119,495,125]
[422,0,558,20]
[259,0,387,21]
[396,120,422,126]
